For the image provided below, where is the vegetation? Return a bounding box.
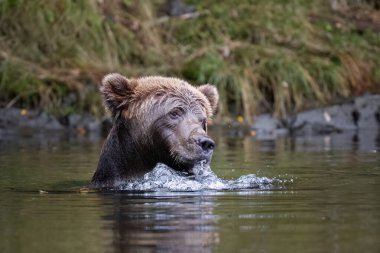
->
[0,0,379,120]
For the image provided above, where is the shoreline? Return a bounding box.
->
[1,94,379,139]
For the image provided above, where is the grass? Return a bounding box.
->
[0,0,379,120]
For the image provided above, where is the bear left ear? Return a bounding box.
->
[198,84,219,114]
[100,73,138,115]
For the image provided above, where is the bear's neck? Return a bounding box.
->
[90,119,156,188]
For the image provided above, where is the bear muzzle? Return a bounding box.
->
[193,135,215,155]
[190,134,215,164]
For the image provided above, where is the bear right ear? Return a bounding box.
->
[198,84,219,115]
[100,73,137,114]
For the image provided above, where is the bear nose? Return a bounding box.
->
[195,136,215,153]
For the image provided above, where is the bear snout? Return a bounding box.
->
[193,135,215,155]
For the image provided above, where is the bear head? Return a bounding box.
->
[90,73,219,188]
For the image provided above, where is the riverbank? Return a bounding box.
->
[0,107,111,137]
[1,1,379,119]
[251,93,380,139]
[1,94,379,139]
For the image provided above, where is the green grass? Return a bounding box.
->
[0,0,379,120]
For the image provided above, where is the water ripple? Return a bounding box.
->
[118,162,274,191]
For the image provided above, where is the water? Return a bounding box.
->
[0,128,380,253]
[118,162,274,191]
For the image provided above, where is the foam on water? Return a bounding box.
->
[118,162,274,191]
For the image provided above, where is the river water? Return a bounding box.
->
[0,128,379,253]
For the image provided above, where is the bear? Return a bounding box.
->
[90,73,219,188]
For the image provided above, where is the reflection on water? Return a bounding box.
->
[0,128,379,253]
[102,193,218,253]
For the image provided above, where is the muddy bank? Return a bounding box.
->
[251,94,380,139]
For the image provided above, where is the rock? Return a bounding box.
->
[325,103,357,130]
[68,114,82,127]
[67,113,101,133]
[0,108,19,128]
[251,114,288,139]
[291,102,357,135]
[165,0,196,16]
[354,94,380,129]
[34,112,63,130]
[0,108,64,130]
[252,114,280,132]
[0,108,102,133]
[251,94,380,136]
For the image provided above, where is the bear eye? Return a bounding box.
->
[202,118,207,131]
[169,108,183,119]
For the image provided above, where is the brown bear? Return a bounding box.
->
[90,73,219,188]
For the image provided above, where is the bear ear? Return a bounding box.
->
[100,73,137,114]
[198,84,219,114]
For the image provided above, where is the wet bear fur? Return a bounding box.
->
[90,73,219,188]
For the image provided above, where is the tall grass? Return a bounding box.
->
[0,0,379,119]
[0,0,142,115]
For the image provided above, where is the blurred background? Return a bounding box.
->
[0,0,379,133]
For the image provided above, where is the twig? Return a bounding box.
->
[6,94,21,108]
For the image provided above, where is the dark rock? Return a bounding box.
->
[251,94,380,137]
[295,122,342,136]
[165,0,196,16]
[326,103,357,130]
[0,108,102,133]
[252,114,280,132]
[57,115,69,127]
[354,94,380,129]
[251,114,288,139]
[33,111,63,130]
[67,113,101,133]
[68,114,82,127]
[0,108,63,130]
[290,103,357,135]
[0,108,19,128]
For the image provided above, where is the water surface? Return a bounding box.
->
[0,128,379,253]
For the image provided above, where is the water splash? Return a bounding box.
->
[118,162,275,191]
